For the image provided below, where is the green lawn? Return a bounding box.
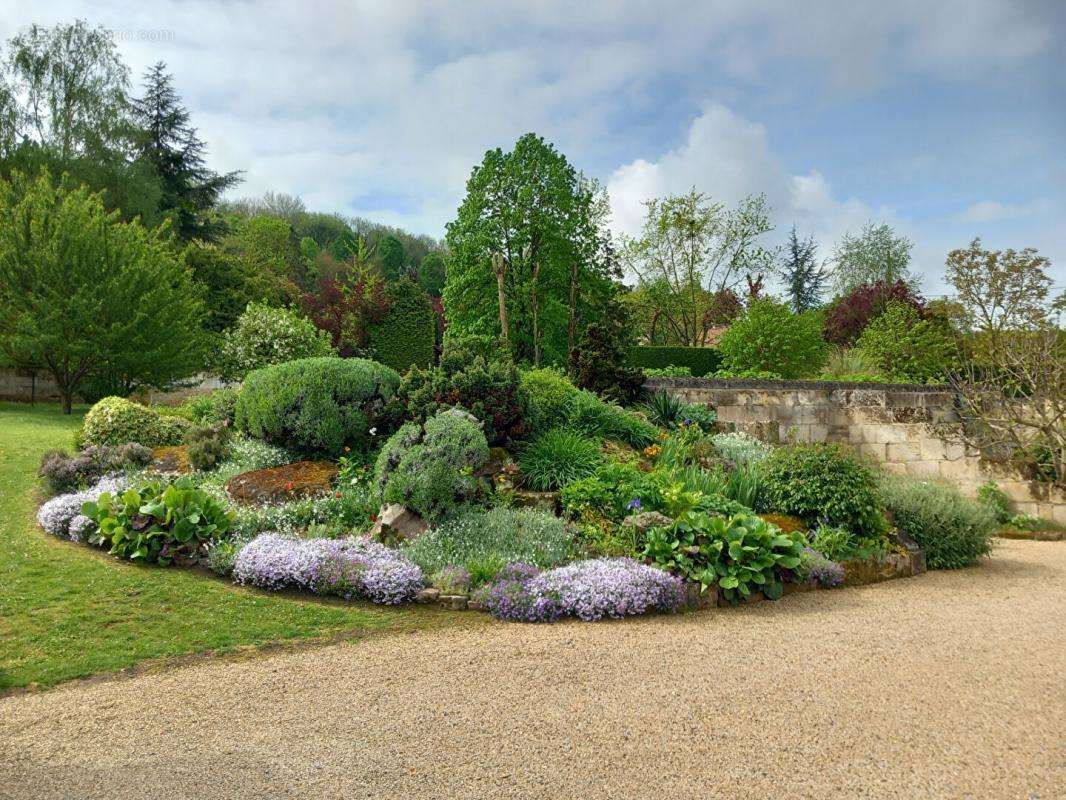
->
[0,402,463,692]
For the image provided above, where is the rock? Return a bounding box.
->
[681,581,717,610]
[512,490,560,512]
[415,588,440,604]
[225,460,338,505]
[621,511,673,534]
[439,594,468,611]
[476,446,517,478]
[370,504,428,543]
[467,600,487,612]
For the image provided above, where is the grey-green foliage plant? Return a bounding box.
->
[375,408,490,522]
[519,428,602,491]
[402,506,572,579]
[235,356,400,456]
[880,477,996,569]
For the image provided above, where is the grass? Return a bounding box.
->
[0,402,463,692]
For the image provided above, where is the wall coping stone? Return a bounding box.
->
[644,376,951,392]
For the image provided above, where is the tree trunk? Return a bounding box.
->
[567,261,579,358]
[492,252,510,347]
[61,388,73,415]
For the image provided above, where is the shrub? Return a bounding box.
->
[401,506,571,578]
[856,301,957,383]
[375,408,490,521]
[628,346,722,377]
[519,429,602,491]
[561,462,664,524]
[520,367,581,434]
[819,348,886,383]
[184,388,240,426]
[976,480,1013,524]
[718,299,828,379]
[81,396,192,448]
[36,475,130,541]
[759,444,886,536]
[235,357,400,456]
[880,477,996,569]
[81,476,234,565]
[710,432,771,466]
[642,511,806,601]
[365,277,436,373]
[215,303,334,383]
[185,424,233,472]
[398,340,528,445]
[565,389,658,448]
[644,366,693,377]
[38,443,152,494]
[569,300,645,404]
[824,280,925,347]
[479,559,684,622]
[233,533,423,604]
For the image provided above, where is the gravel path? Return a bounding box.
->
[2,539,1064,799]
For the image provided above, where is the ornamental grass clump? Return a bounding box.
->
[233,533,423,604]
[519,428,602,491]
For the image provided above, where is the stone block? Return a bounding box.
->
[939,457,981,481]
[857,442,886,460]
[868,424,909,445]
[805,423,830,442]
[882,461,910,476]
[904,460,941,478]
[886,442,922,462]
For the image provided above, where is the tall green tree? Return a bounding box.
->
[417,251,446,297]
[130,62,241,242]
[378,234,406,279]
[444,133,611,366]
[0,170,206,412]
[777,225,829,312]
[832,222,915,295]
[622,190,774,347]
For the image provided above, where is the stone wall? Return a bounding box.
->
[0,368,224,406]
[648,376,1066,525]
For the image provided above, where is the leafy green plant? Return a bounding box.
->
[642,511,805,601]
[519,428,602,491]
[641,391,684,428]
[561,461,664,524]
[718,299,828,379]
[565,389,658,448]
[375,408,490,521]
[760,444,887,536]
[235,356,401,456]
[184,388,240,426]
[80,396,192,448]
[520,367,582,434]
[880,477,996,569]
[81,476,234,565]
[643,366,693,377]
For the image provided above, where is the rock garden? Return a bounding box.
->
[33,343,1002,625]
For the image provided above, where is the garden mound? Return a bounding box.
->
[225,461,338,505]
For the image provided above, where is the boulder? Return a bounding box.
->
[371,503,428,543]
[224,460,338,504]
[620,511,673,534]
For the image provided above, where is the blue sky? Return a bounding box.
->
[2,0,1063,295]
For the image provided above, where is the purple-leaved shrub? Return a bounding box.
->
[233,532,423,604]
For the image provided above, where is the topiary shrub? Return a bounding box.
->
[81,397,192,449]
[855,301,958,383]
[374,408,490,521]
[880,477,996,569]
[235,357,400,456]
[521,367,582,434]
[627,346,723,377]
[823,280,925,347]
[365,277,436,373]
[215,303,335,383]
[397,340,528,445]
[759,443,886,536]
[718,299,828,379]
[519,428,602,491]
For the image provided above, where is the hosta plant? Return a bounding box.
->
[81,476,234,565]
[642,511,806,602]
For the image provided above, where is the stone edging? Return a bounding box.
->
[645,376,951,392]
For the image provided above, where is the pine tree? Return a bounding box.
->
[777,226,829,313]
[130,62,241,241]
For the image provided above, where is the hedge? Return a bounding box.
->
[366,277,436,374]
[627,346,722,377]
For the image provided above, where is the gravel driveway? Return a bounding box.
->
[2,539,1063,800]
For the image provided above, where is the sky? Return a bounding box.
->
[2,0,1064,296]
